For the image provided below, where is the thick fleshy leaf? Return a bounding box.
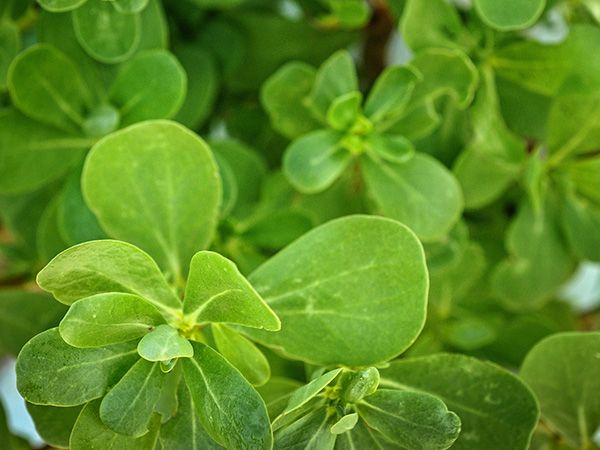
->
[380,354,540,450]
[27,403,83,448]
[37,240,181,315]
[82,120,221,281]
[8,44,93,131]
[366,133,414,164]
[362,152,463,242]
[308,50,358,121]
[474,0,546,31]
[326,91,362,131]
[100,359,164,436]
[213,324,271,386]
[357,390,461,450]
[331,413,359,434]
[561,192,600,261]
[59,293,166,348]
[113,0,149,14]
[183,251,279,330]
[38,0,87,11]
[16,328,138,406]
[274,408,336,450]
[0,110,89,194]
[0,290,66,356]
[568,155,600,205]
[72,0,140,63]
[521,332,600,449]
[137,325,193,362]
[364,65,419,130]
[109,50,186,126]
[283,129,351,194]
[70,400,161,450]
[182,342,273,450]
[261,62,322,139]
[159,383,222,449]
[246,215,428,366]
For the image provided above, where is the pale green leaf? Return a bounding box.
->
[109,50,186,126]
[380,353,540,450]
[326,91,362,131]
[37,240,181,315]
[182,341,273,450]
[183,251,280,330]
[82,120,221,281]
[16,328,138,406]
[330,413,359,435]
[246,215,428,366]
[362,153,463,242]
[100,359,164,436]
[521,332,600,449]
[137,325,193,362]
[365,133,414,165]
[37,0,87,12]
[474,0,546,31]
[283,129,351,194]
[59,293,166,348]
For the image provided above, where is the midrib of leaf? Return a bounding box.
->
[55,349,137,373]
[115,362,158,429]
[305,412,330,448]
[185,288,244,323]
[32,72,86,127]
[66,318,154,330]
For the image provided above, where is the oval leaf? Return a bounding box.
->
[137,325,193,362]
[474,0,546,31]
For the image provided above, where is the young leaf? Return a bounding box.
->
[365,133,414,164]
[82,120,221,281]
[380,354,540,450]
[59,293,166,348]
[213,324,271,386]
[330,413,359,434]
[8,44,93,132]
[72,0,140,63]
[16,328,138,406]
[99,359,164,436]
[137,325,193,362]
[182,342,273,450]
[159,383,222,449]
[362,153,463,242]
[70,400,161,450]
[37,240,181,314]
[0,111,88,194]
[27,403,83,449]
[308,50,358,121]
[521,332,600,449]
[326,91,362,131]
[283,129,351,194]
[109,50,187,127]
[246,215,428,366]
[183,251,280,330]
[357,390,461,450]
[261,62,322,139]
[474,0,546,31]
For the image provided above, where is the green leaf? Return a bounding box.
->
[72,0,140,63]
[326,91,362,131]
[474,0,546,31]
[82,120,221,280]
[70,400,161,450]
[339,368,380,404]
[37,194,68,263]
[112,0,149,14]
[27,403,83,449]
[37,240,181,315]
[137,325,193,362]
[59,293,166,348]
[183,251,280,330]
[261,62,322,139]
[159,382,222,449]
[37,0,87,12]
[283,129,351,194]
[246,215,428,366]
[182,341,273,450]
[99,359,164,436]
[357,390,461,450]
[16,328,138,406]
[362,153,463,242]
[274,408,336,450]
[568,155,600,205]
[331,413,359,435]
[0,290,66,356]
[366,133,414,165]
[8,44,93,132]
[521,332,600,449]
[308,50,358,122]
[241,210,314,251]
[109,50,186,127]
[336,419,400,449]
[0,110,88,194]
[213,323,271,386]
[273,368,341,430]
[561,192,600,262]
[380,354,540,450]
[364,65,419,130]
[0,21,19,91]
